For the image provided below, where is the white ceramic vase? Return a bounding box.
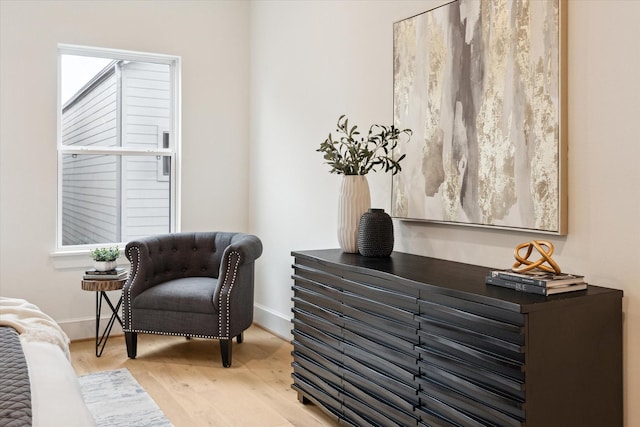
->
[337,175,371,253]
[95,260,117,272]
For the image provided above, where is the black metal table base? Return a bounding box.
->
[95,291,123,357]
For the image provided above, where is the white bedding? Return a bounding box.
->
[0,297,70,360]
[22,340,97,427]
[0,297,96,427]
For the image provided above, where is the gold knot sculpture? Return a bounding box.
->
[512,240,562,274]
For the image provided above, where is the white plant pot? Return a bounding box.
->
[94,260,117,272]
[337,175,371,253]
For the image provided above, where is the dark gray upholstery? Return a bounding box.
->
[0,327,32,427]
[122,232,263,367]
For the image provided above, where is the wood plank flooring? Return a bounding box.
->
[70,325,338,427]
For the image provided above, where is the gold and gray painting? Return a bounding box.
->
[392,0,563,233]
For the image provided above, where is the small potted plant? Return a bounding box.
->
[90,247,121,272]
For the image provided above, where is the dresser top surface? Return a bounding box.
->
[292,249,622,313]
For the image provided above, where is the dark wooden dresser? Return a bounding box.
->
[290,249,622,427]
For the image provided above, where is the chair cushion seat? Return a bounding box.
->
[133,277,218,314]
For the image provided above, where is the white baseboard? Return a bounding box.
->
[60,317,123,342]
[62,305,291,342]
[253,303,292,341]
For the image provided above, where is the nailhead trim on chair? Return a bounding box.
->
[219,251,240,338]
[124,245,139,331]
[125,329,226,340]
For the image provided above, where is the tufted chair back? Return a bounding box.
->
[129,232,231,286]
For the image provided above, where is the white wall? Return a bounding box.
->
[0,0,251,336]
[249,1,640,425]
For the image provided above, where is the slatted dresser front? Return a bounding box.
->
[291,249,622,427]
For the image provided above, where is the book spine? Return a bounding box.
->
[490,271,546,287]
[486,276,547,296]
[85,269,123,275]
[83,275,127,280]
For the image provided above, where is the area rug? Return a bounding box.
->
[78,368,174,427]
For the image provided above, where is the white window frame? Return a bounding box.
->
[56,44,181,252]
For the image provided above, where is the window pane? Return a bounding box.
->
[61,154,171,245]
[61,56,171,149]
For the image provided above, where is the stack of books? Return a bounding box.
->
[486,269,587,296]
[83,267,128,280]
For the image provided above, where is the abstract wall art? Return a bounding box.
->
[392,0,567,234]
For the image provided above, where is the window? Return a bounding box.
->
[58,45,180,249]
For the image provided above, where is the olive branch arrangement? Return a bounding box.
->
[317,115,412,175]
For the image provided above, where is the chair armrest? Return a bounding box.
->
[214,234,262,330]
[216,234,262,294]
[122,241,155,302]
[227,234,263,265]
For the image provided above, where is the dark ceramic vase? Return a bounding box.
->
[357,208,394,257]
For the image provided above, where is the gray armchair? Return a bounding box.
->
[122,232,263,367]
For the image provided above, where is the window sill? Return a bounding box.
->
[50,248,126,270]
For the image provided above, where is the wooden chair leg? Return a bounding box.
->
[125,332,138,359]
[220,338,232,368]
[236,332,243,344]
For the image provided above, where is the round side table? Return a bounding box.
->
[81,278,126,357]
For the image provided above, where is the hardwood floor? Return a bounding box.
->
[70,325,338,427]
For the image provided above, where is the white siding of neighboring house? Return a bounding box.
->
[61,68,119,245]
[61,61,171,245]
[120,61,171,241]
